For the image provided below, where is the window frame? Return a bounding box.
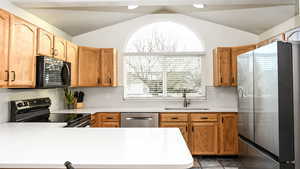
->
[123,51,207,101]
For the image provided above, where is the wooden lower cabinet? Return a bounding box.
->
[219,113,238,155]
[160,112,238,155]
[191,122,218,155]
[91,112,120,128]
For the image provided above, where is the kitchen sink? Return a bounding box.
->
[164,107,210,110]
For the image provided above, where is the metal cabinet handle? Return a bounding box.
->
[11,71,16,82]
[4,70,9,81]
[51,48,55,56]
[171,117,178,120]
[106,117,113,120]
[238,88,244,98]
[54,49,58,56]
[200,117,208,120]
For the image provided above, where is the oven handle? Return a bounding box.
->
[125,117,153,121]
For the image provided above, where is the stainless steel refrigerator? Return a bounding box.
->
[237,41,297,169]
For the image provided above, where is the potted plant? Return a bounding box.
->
[64,88,75,109]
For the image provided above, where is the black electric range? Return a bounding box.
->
[10,97,90,128]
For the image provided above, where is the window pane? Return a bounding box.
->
[126,22,204,53]
[125,55,203,98]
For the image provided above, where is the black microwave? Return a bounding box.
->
[36,56,71,88]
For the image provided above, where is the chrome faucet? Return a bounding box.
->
[182,89,191,108]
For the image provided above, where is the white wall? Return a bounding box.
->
[259,0,300,41]
[73,14,258,86]
[0,0,72,40]
[73,14,258,109]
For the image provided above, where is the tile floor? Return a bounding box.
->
[191,156,244,169]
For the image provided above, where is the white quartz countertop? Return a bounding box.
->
[0,123,193,169]
[52,107,237,114]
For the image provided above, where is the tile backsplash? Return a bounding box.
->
[0,86,238,124]
[78,86,238,110]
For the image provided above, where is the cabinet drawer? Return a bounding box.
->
[191,113,218,122]
[101,113,120,122]
[102,122,120,128]
[160,113,188,122]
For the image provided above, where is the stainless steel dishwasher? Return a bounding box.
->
[121,113,159,128]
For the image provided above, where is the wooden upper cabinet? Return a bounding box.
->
[54,36,67,60]
[66,42,78,87]
[219,113,238,155]
[191,122,218,155]
[230,45,256,86]
[0,10,9,88]
[213,45,255,87]
[213,47,232,86]
[100,48,118,87]
[9,15,37,88]
[78,46,100,87]
[37,28,54,57]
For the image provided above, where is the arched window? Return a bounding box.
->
[124,22,205,99]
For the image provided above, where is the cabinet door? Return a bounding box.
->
[66,42,78,87]
[78,46,100,87]
[37,28,54,57]
[219,113,238,155]
[9,15,37,88]
[102,122,120,128]
[191,122,218,155]
[90,113,101,127]
[100,48,118,87]
[54,36,66,60]
[0,10,9,87]
[231,45,256,86]
[160,122,189,144]
[213,47,232,86]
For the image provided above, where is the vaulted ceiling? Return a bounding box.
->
[9,0,297,36]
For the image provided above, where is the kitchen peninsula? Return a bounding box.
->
[0,123,193,169]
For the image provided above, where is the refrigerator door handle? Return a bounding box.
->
[238,87,244,98]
